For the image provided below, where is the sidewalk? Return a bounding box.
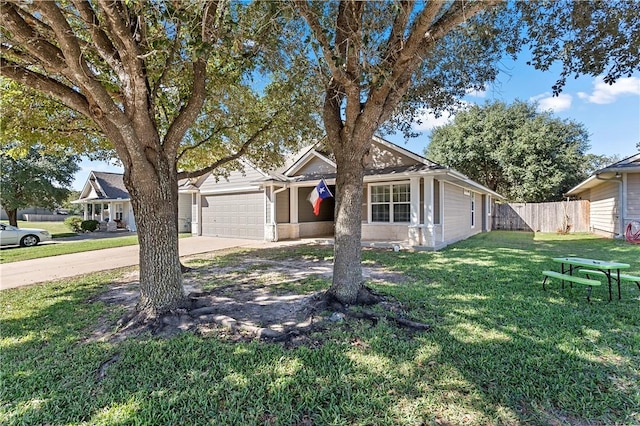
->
[0,236,282,290]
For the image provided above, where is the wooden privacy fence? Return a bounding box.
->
[492,200,590,233]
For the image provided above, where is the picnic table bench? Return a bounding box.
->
[541,257,636,302]
[541,270,601,302]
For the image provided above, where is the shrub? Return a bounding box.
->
[64,216,83,233]
[81,220,100,232]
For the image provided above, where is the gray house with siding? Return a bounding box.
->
[77,137,503,249]
[190,137,502,250]
[566,153,640,238]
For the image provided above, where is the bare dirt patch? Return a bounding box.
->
[88,249,423,344]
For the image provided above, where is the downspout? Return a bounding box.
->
[595,173,623,238]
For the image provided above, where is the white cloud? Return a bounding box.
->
[530,92,572,112]
[413,102,472,131]
[577,76,640,104]
[465,88,486,98]
[413,109,456,131]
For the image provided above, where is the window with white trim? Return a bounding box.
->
[370,182,411,223]
[471,193,476,228]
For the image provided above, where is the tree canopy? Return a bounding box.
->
[0,0,321,314]
[0,145,79,226]
[426,100,591,202]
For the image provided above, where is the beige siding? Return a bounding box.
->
[627,172,640,217]
[276,189,290,223]
[295,156,336,175]
[589,181,619,237]
[199,165,265,193]
[366,140,419,168]
[442,183,479,244]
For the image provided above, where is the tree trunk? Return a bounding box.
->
[126,165,185,315]
[326,140,367,305]
[7,209,18,227]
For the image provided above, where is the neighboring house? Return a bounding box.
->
[77,137,503,249]
[566,153,640,238]
[74,171,193,233]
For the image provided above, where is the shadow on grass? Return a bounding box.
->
[1,232,639,425]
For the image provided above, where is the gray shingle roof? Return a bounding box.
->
[91,172,129,200]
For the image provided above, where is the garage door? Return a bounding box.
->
[201,192,264,239]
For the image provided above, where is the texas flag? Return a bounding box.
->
[308,179,333,216]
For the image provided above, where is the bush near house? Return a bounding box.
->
[64,216,83,233]
[81,220,100,232]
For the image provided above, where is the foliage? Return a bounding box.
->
[1,233,639,425]
[0,1,322,313]
[0,145,79,226]
[583,153,623,175]
[517,1,640,95]
[0,78,112,160]
[60,191,84,216]
[426,100,590,202]
[64,217,83,233]
[81,220,100,233]
[289,1,640,304]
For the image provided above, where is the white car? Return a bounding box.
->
[0,223,52,247]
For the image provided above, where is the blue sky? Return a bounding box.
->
[72,57,640,190]
[391,58,640,160]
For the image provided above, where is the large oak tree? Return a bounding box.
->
[426,100,590,202]
[0,145,79,226]
[290,0,639,305]
[1,1,319,315]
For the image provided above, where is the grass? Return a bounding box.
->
[0,235,140,264]
[15,220,77,238]
[1,231,639,425]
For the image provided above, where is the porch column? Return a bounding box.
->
[423,176,435,248]
[264,186,277,242]
[408,176,421,245]
[83,203,88,220]
[290,186,298,224]
[192,194,201,236]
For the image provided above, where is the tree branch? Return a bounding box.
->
[293,0,354,89]
[0,58,92,117]
[164,1,224,156]
[0,3,67,71]
[72,0,124,76]
[177,114,277,180]
[177,120,254,161]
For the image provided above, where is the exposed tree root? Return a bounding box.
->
[96,353,121,382]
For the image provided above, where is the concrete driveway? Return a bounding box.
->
[0,236,284,290]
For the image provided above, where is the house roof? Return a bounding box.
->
[566,152,640,195]
[75,171,130,202]
[254,135,504,198]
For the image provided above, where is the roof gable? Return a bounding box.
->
[284,150,336,177]
[77,172,130,201]
[566,152,640,195]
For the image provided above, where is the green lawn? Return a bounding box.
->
[0,235,140,264]
[1,232,639,425]
[15,220,77,237]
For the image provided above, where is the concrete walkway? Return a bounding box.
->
[0,236,286,290]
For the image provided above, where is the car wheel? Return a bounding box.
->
[20,235,39,247]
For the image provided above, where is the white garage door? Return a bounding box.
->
[201,192,264,239]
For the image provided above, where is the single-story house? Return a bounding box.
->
[74,171,192,233]
[566,152,640,238]
[76,137,503,249]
